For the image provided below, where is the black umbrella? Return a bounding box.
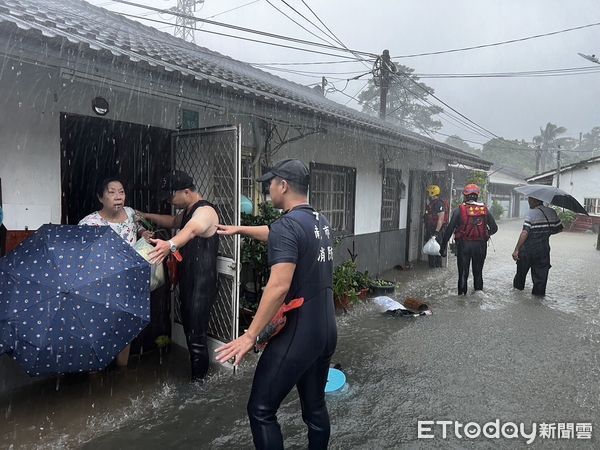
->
[514,185,589,215]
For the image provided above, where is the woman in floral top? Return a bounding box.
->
[79,177,148,367]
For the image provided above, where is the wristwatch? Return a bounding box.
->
[168,239,178,253]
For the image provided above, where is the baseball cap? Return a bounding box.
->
[256,159,310,186]
[159,170,195,200]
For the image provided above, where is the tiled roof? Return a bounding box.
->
[0,0,490,167]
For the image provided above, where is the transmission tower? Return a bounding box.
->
[172,0,204,43]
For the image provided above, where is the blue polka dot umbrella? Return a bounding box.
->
[0,224,150,376]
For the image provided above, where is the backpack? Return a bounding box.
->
[454,203,490,241]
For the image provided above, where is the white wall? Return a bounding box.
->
[554,164,600,212]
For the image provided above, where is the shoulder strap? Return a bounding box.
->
[536,206,551,227]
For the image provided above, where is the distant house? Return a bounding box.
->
[449,164,525,218]
[527,155,600,230]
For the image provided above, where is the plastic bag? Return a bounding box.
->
[133,238,165,291]
[422,236,441,256]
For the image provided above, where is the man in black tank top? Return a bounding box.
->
[139,170,219,382]
[216,159,337,450]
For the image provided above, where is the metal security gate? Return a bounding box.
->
[171,125,241,351]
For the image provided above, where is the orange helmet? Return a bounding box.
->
[463,184,480,196]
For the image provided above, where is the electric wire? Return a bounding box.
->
[108,0,378,58]
[392,20,600,59]
[264,0,339,47]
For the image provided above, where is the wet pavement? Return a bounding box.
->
[1,219,599,449]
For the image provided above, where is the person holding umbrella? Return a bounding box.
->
[512,196,563,296]
[79,177,151,367]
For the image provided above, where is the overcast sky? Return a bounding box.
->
[90,0,600,146]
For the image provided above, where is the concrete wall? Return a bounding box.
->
[553,164,600,215]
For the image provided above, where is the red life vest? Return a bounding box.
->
[425,198,449,230]
[454,203,490,241]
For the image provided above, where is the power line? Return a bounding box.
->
[251,59,367,65]
[264,0,338,46]
[278,0,338,44]
[300,0,347,49]
[391,70,500,139]
[109,0,378,58]
[206,0,262,19]
[392,20,600,59]
[298,0,373,74]
[384,72,497,140]
[117,12,367,60]
[415,65,600,79]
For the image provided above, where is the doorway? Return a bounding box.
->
[60,113,173,353]
[60,113,172,224]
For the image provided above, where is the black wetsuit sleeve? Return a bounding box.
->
[487,211,499,236]
[267,217,305,266]
[441,208,461,247]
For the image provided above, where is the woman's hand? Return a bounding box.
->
[141,230,154,241]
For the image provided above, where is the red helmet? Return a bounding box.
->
[463,184,480,196]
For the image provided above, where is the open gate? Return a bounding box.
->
[171,125,241,354]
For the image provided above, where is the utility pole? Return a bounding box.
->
[535,145,542,173]
[172,0,204,43]
[556,148,562,188]
[321,77,327,96]
[374,49,394,120]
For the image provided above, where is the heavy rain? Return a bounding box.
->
[1,0,600,449]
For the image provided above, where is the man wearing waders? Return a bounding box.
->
[141,170,220,382]
[440,184,498,295]
[216,159,336,450]
[512,196,563,296]
[424,184,448,268]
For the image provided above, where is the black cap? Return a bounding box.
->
[256,159,310,186]
[159,170,195,200]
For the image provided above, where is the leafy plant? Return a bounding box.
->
[490,200,504,220]
[240,203,281,310]
[333,260,361,305]
[552,207,576,229]
[370,279,396,288]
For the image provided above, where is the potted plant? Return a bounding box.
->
[333,260,361,312]
[355,269,371,301]
[369,278,396,296]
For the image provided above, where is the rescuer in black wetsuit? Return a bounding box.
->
[440,184,498,295]
[141,170,219,382]
[216,159,337,450]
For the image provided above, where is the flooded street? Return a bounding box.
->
[0,219,598,449]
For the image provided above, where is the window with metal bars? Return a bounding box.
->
[310,163,356,235]
[241,153,255,201]
[381,168,402,231]
[584,198,600,215]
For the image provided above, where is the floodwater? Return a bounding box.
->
[1,220,599,449]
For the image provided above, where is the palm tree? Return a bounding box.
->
[581,127,600,156]
[533,123,567,172]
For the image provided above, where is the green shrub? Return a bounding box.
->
[490,200,504,220]
[552,207,576,229]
